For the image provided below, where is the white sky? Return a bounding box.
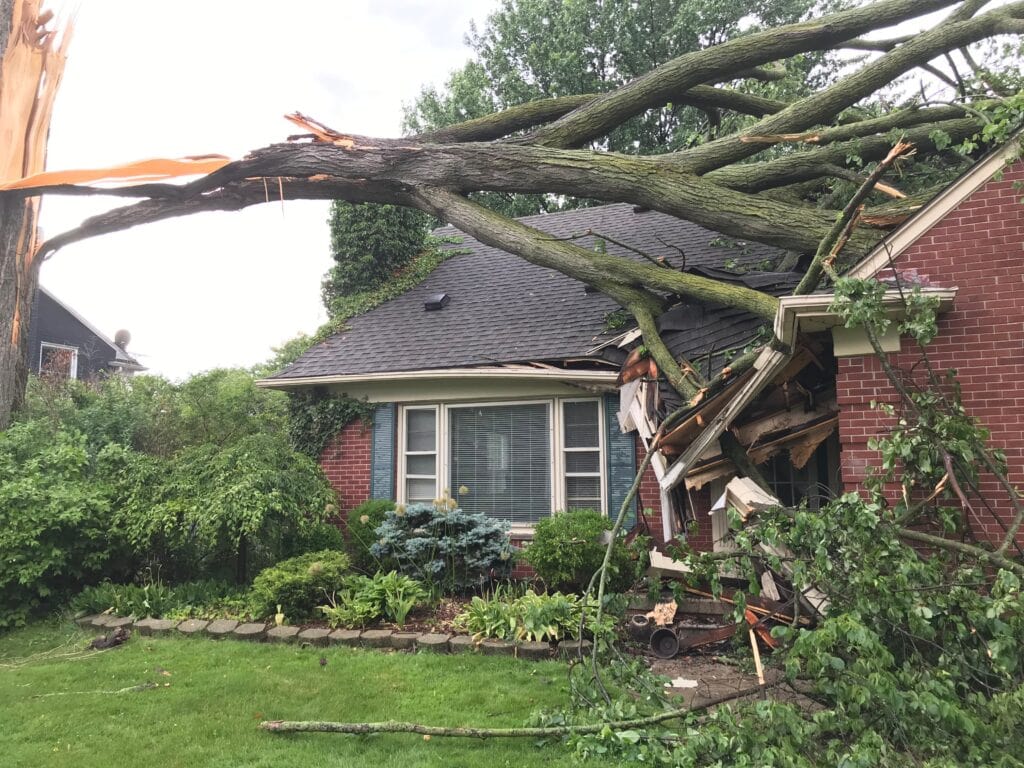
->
[39,1,497,379]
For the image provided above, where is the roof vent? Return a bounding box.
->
[424,292,450,311]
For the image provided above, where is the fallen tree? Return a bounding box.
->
[2,1,1023,762]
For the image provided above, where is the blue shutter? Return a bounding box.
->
[370,403,396,500]
[604,393,637,531]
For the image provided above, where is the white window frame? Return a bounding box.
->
[557,398,607,515]
[396,397,606,531]
[398,405,439,505]
[39,342,79,379]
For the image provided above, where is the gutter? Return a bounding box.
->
[256,366,620,390]
[659,288,958,495]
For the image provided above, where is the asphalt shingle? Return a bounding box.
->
[269,203,790,380]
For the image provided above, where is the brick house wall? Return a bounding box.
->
[836,160,1024,549]
[319,419,372,516]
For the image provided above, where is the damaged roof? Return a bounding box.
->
[268,203,791,382]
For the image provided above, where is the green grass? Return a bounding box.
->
[0,621,580,768]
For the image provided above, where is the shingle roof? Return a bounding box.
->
[269,203,790,381]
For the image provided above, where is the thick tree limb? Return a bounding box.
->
[416,87,787,144]
[32,139,881,262]
[409,187,779,320]
[705,117,980,193]
[677,3,1024,175]
[521,0,960,149]
[897,528,1024,577]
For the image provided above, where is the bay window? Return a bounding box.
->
[397,398,606,527]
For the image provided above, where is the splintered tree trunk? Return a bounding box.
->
[0,0,71,429]
[0,195,38,429]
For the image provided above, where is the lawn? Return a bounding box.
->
[0,621,582,768]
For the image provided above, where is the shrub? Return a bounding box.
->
[320,570,428,629]
[249,550,351,620]
[0,423,131,628]
[523,509,644,594]
[283,520,346,557]
[453,588,614,642]
[71,580,174,619]
[70,578,248,620]
[371,501,515,592]
[346,499,395,573]
[107,431,337,582]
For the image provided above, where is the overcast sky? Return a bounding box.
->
[39,1,497,379]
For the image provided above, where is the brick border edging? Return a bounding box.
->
[73,613,591,661]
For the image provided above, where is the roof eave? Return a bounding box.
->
[256,366,619,390]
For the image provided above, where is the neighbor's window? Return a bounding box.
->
[561,400,603,511]
[449,403,552,527]
[39,343,78,380]
[403,407,438,505]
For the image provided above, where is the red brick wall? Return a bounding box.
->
[318,419,372,518]
[836,160,1024,548]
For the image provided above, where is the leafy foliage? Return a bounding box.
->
[249,550,351,621]
[0,423,127,628]
[453,587,613,643]
[71,578,250,621]
[345,498,396,574]
[371,500,515,593]
[2,369,339,623]
[105,431,335,583]
[523,509,645,594]
[320,570,428,629]
[322,201,432,314]
[285,390,373,459]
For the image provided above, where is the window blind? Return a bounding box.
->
[449,403,551,525]
[562,400,602,510]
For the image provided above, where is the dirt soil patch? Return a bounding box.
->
[650,653,820,712]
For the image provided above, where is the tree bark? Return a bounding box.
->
[0,0,35,430]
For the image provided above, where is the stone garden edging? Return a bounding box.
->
[73,613,591,661]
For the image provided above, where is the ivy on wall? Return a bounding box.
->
[286,390,373,459]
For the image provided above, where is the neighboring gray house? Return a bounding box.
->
[27,285,144,380]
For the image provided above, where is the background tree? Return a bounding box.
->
[321,202,431,317]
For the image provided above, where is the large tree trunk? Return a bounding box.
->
[0,1,71,429]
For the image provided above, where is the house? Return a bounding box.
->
[259,148,1024,553]
[27,285,144,380]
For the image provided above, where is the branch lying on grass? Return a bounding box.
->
[260,681,782,738]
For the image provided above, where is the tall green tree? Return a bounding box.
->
[321,202,431,316]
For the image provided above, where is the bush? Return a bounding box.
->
[249,550,351,620]
[320,570,428,629]
[71,578,248,620]
[371,501,515,592]
[0,423,131,628]
[523,509,644,594]
[453,588,613,642]
[346,499,395,573]
[283,521,346,558]
[107,431,337,582]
